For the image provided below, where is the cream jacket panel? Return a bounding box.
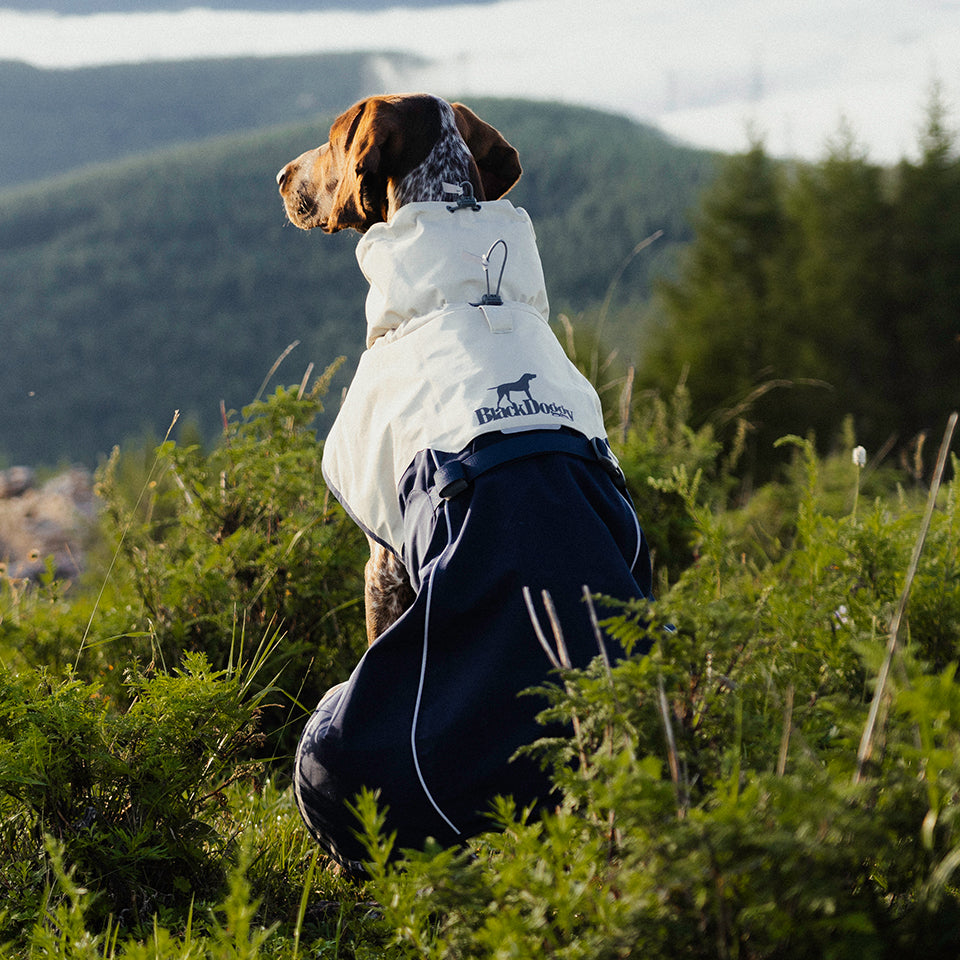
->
[321,201,607,552]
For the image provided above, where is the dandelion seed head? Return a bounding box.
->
[852,446,867,468]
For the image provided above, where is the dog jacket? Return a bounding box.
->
[295,199,653,871]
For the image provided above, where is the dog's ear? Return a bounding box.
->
[326,102,397,233]
[451,103,522,200]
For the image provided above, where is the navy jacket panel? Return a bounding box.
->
[295,435,651,868]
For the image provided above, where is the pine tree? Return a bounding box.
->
[646,104,960,478]
[888,89,960,449]
[783,126,895,448]
[648,142,840,477]
[652,143,789,426]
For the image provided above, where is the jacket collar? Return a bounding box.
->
[355,199,550,348]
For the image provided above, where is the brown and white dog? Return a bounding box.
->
[277,94,523,644]
[278,94,651,870]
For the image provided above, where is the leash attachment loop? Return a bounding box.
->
[445,180,482,212]
[469,238,508,307]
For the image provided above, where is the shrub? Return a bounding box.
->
[89,366,368,755]
[2,364,958,958]
[0,649,268,931]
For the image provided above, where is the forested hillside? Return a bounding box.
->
[0,99,714,467]
[4,50,956,475]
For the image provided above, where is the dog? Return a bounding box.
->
[278,94,652,872]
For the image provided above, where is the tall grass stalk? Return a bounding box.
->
[253,340,300,405]
[74,409,180,670]
[590,230,663,384]
[291,849,319,960]
[855,411,959,782]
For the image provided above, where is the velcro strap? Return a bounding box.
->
[432,431,624,505]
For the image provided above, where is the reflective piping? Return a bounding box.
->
[292,733,309,821]
[409,455,462,836]
[620,487,644,573]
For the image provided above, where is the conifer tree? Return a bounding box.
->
[783,127,894,447]
[888,90,960,449]
[652,142,788,428]
[649,141,819,476]
[646,100,960,477]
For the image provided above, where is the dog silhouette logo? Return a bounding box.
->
[490,373,537,407]
[474,372,575,426]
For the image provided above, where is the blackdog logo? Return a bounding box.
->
[475,372,576,426]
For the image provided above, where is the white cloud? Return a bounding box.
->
[1,0,958,162]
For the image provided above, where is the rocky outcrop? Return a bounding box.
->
[0,466,99,581]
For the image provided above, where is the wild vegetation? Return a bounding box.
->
[1,63,959,958]
[1,363,958,957]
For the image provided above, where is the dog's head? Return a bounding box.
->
[276,94,522,234]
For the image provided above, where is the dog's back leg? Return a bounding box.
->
[364,538,415,644]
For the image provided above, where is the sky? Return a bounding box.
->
[1,0,959,162]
